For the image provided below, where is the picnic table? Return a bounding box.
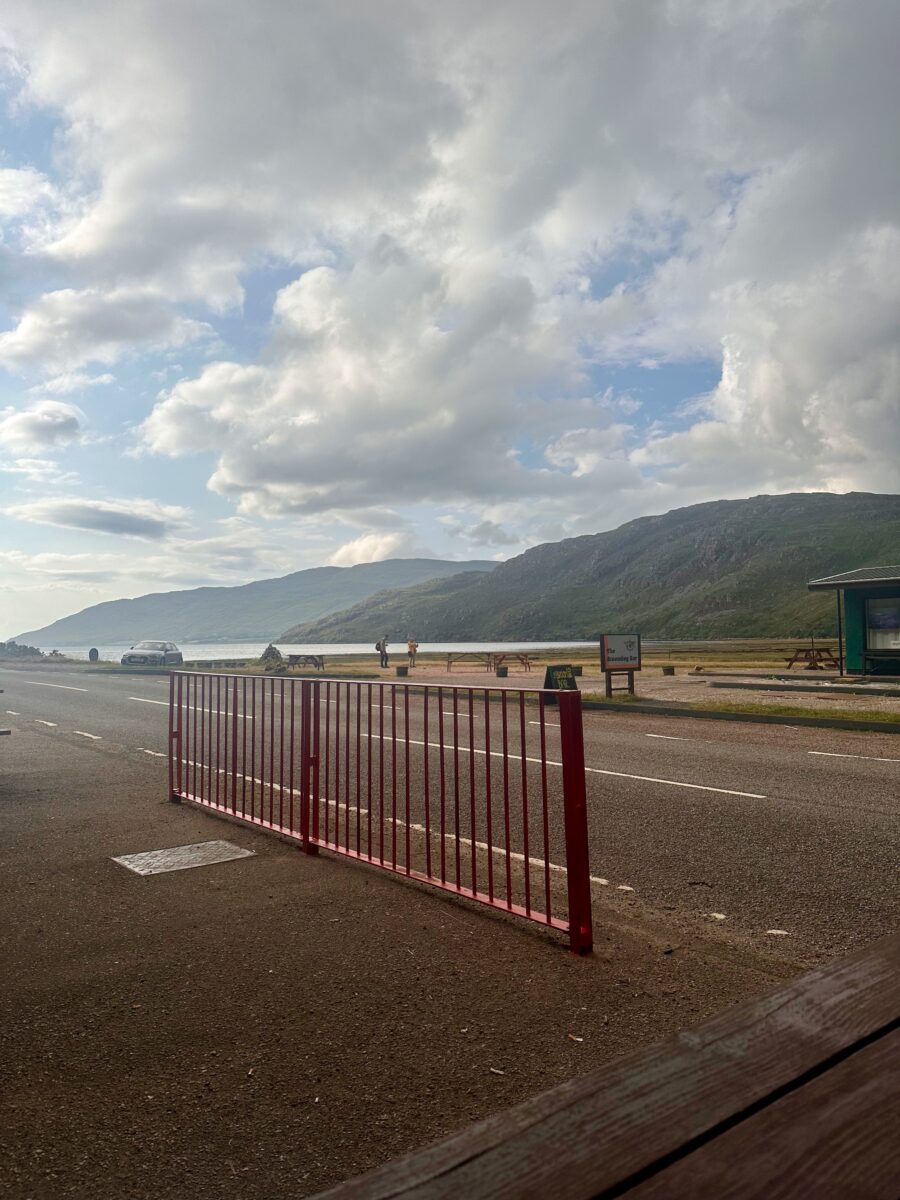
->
[316,931,900,1199]
[492,652,534,673]
[784,645,840,670]
[285,654,326,671]
[445,652,495,671]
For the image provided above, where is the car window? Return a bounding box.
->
[135,641,166,650]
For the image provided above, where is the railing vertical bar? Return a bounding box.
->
[222,673,229,810]
[289,680,296,832]
[539,694,551,923]
[377,684,383,863]
[259,678,266,822]
[519,692,531,916]
[234,681,241,811]
[215,675,221,809]
[344,683,350,851]
[324,681,331,844]
[484,689,493,901]
[268,678,276,827]
[192,674,198,800]
[312,681,320,842]
[200,674,207,804]
[366,684,373,859]
[453,691,460,889]
[241,677,247,817]
[334,684,341,848]
[468,690,476,895]
[390,685,397,868]
[501,690,512,909]
[355,682,362,854]
[250,676,256,820]
[167,672,175,797]
[404,687,411,875]
[438,689,446,884]
[279,678,285,828]
[423,688,432,879]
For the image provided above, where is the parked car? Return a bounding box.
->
[121,641,183,666]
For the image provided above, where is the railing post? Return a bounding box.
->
[168,671,181,802]
[558,690,593,954]
[299,679,318,855]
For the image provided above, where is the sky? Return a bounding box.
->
[1,0,898,637]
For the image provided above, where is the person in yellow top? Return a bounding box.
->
[407,638,419,668]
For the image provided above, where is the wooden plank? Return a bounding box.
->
[314,934,900,1199]
[630,1030,900,1199]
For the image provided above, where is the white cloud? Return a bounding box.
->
[0,399,84,450]
[0,166,55,218]
[5,495,190,539]
[0,288,211,374]
[329,531,419,567]
[0,0,897,560]
[34,371,115,395]
[0,456,78,484]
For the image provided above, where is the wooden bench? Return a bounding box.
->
[784,646,839,670]
[285,654,326,671]
[314,932,900,1199]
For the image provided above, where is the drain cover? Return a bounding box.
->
[112,840,255,875]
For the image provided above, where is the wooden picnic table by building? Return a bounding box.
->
[316,931,900,1199]
[783,644,840,670]
[491,652,534,673]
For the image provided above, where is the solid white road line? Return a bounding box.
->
[528,720,560,728]
[35,719,57,727]
[130,696,248,719]
[645,733,689,741]
[406,737,766,799]
[808,750,900,764]
[130,696,167,705]
[25,681,88,692]
[74,731,102,740]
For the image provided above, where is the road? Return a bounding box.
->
[3,665,898,963]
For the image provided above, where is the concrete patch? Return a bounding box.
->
[112,840,255,876]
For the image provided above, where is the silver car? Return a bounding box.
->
[121,640,183,666]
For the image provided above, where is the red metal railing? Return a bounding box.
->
[168,672,593,953]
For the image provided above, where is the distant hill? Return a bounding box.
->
[15,559,496,646]
[284,493,900,641]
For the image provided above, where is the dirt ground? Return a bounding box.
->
[0,724,801,1199]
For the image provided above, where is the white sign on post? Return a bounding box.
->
[600,634,641,672]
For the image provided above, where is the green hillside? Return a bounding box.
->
[284,493,900,641]
[15,559,495,646]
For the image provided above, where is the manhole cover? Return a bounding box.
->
[112,840,255,875]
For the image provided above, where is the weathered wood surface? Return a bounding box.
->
[631,1031,900,1200]
[315,933,899,1199]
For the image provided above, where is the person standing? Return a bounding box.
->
[407,637,419,667]
[379,637,390,668]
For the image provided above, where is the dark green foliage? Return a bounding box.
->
[0,640,44,659]
[14,559,495,645]
[289,493,900,641]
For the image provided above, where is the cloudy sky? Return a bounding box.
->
[1,0,898,636]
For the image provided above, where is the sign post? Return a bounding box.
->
[599,634,641,697]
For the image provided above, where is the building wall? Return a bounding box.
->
[844,585,900,674]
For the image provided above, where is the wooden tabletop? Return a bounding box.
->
[315,932,900,1199]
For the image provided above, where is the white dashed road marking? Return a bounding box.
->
[138,748,166,758]
[6,710,19,715]
[130,697,169,706]
[808,750,900,764]
[766,929,790,936]
[35,720,57,727]
[25,681,88,692]
[645,733,689,741]
[74,731,102,740]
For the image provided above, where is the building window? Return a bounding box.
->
[866,598,900,649]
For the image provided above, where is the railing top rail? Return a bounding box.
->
[169,668,577,697]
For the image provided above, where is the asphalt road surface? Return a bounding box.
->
[3,666,898,963]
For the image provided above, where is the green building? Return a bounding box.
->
[808,566,900,676]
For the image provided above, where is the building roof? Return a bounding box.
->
[808,566,900,590]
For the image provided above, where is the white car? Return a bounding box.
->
[121,640,184,666]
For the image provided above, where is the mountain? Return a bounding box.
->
[15,559,496,646]
[283,493,900,641]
